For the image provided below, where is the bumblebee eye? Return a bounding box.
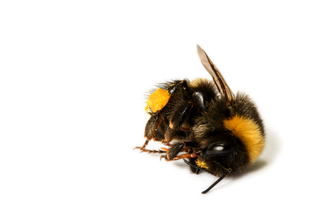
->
[204,143,230,156]
[213,146,224,151]
[192,92,204,110]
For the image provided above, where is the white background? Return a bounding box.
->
[1,1,330,219]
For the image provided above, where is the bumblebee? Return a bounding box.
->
[135,45,265,194]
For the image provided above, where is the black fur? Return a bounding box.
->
[136,46,265,193]
[142,78,264,172]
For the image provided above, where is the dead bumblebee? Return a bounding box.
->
[135,45,265,194]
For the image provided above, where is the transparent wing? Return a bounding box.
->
[197,45,235,107]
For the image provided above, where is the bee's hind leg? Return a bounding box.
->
[134,140,167,154]
[134,113,167,154]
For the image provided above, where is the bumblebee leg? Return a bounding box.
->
[166,80,193,130]
[144,115,162,140]
[167,143,185,160]
[134,140,167,154]
[201,167,232,194]
[159,142,186,160]
[160,152,198,161]
[164,127,175,143]
[169,102,193,129]
[134,114,167,153]
[160,143,190,161]
[183,159,200,174]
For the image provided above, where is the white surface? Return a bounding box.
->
[1,1,330,219]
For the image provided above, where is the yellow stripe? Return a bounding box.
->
[223,115,265,162]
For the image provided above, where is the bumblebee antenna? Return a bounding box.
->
[201,168,232,194]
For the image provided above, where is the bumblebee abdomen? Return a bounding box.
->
[223,115,265,163]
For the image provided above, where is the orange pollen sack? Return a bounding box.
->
[145,88,170,113]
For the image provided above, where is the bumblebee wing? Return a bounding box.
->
[197,45,235,107]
